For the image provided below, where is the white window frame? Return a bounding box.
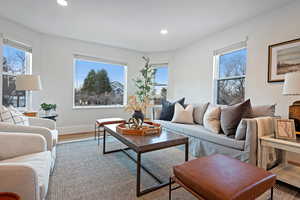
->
[72,54,128,109]
[1,37,32,108]
[150,63,168,105]
[213,41,247,105]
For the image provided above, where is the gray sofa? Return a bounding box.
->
[152,103,275,165]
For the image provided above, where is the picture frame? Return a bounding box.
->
[268,38,300,82]
[275,119,296,140]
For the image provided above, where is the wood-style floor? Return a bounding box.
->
[58,132,95,142]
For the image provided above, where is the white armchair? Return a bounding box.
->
[0,117,58,171]
[0,132,52,200]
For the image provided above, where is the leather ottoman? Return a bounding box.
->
[0,193,20,200]
[169,154,276,200]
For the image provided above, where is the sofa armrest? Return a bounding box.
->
[28,117,56,130]
[243,118,258,165]
[0,123,54,151]
[152,106,162,120]
[0,164,39,200]
[0,132,46,160]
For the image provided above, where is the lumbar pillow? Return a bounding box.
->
[159,98,185,121]
[193,103,209,125]
[7,106,29,126]
[172,103,194,124]
[203,104,221,133]
[251,104,276,118]
[220,99,252,136]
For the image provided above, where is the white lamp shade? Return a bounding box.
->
[16,75,42,91]
[283,71,300,95]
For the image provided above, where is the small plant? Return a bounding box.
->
[40,103,57,111]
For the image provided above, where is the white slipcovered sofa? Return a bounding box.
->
[0,132,52,200]
[0,117,58,172]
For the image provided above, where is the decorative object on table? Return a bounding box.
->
[283,71,300,133]
[275,119,296,140]
[116,121,161,136]
[268,38,300,82]
[23,111,38,117]
[40,103,57,115]
[16,74,42,112]
[0,192,20,200]
[125,56,155,120]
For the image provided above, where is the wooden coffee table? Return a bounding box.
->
[103,123,189,197]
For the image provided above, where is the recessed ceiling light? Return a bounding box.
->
[160,29,168,35]
[57,0,68,7]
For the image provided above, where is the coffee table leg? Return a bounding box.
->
[185,142,189,162]
[103,129,106,154]
[137,152,141,197]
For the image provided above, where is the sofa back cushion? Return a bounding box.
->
[172,103,194,124]
[251,104,276,118]
[193,103,209,125]
[203,104,221,133]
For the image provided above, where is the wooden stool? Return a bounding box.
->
[94,118,126,145]
[169,154,276,200]
[0,193,20,200]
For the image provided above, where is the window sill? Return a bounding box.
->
[73,105,126,110]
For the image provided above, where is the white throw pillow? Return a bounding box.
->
[7,106,29,126]
[172,103,194,124]
[0,105,14,123]
[203,104,221,133]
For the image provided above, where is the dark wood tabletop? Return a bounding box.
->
[104,123,188,153]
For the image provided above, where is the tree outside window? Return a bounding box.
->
[152,65,168,105]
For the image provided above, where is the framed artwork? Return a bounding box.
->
[275,119,296,140]
[268,38,300,82]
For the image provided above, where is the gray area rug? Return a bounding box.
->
[47,138,300,200]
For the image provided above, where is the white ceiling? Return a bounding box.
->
[0,0,294,52]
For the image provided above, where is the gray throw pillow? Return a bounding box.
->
[220,99,252,136]
[193,103,209,125]
[252,104,276,118]
[235,119,248,140]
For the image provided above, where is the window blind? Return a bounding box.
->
[73,54,127,66]
[213,40,247,56]
[3,39,32,53]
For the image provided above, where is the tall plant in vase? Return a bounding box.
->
[125,56,155,123]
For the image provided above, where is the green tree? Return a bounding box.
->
[95,69,112,94]
[82,69,97,93]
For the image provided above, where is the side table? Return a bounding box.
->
[259,135,300,188]
[0,193,20,200]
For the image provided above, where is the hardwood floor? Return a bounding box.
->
[58,132,95,142]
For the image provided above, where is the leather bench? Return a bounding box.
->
[94,118,126,144]
[169,154,276,200]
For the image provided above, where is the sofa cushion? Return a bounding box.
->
[172,103,194,124]
[154,120,245,150]
[159,98,185,121]
[193,103,209,125]
[203,105,221,134]
[220,99,252,136]
[0,151,51,200]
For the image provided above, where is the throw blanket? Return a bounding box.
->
[256,117,277,168]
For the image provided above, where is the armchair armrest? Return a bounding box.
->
[0,132,46,160]
[152,106,162,120]
[28,117,56,130]
[0,164,39,200]
[0,123,54,151]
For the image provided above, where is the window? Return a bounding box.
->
[74,55,127,108]
[152,64,168,105]
[214,45,247,105]
[2,39,32,107]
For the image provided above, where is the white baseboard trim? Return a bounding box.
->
[58,124,94,135]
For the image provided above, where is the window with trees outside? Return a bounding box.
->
[2,39,32,107]
[74,55,127,108]
[152,64,168,105]
[214,46,247,105]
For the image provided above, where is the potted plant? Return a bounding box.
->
[125,56,154,122]
[40,103,57,115]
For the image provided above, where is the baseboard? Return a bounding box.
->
[57,124,94,135]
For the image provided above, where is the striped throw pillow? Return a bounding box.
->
[8,106,29,126]
[0,105,14,123]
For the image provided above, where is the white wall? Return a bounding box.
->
[0,17,144,134]
[169,1,300,118]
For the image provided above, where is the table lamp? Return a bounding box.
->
[16,74,42,115]
[283,71,300,134]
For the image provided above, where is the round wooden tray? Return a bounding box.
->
[116,122,161,136]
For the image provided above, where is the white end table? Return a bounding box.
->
[259,135,300,188]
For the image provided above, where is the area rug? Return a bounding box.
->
[46,138,300,200]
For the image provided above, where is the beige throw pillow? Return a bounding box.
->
[193,103,209,125]
[171,103,194,124]
[203,105,221,133]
